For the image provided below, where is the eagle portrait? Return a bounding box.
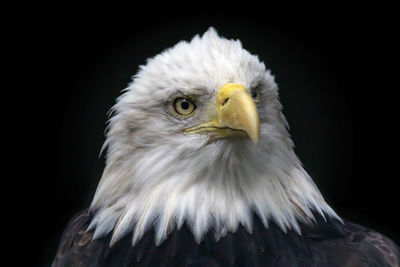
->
[52,28,400,266]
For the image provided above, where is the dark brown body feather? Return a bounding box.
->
[52,210,399,267]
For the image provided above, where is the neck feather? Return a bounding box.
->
[89,135,339,246]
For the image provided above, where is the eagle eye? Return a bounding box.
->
[250,86,261,103]
[173,98,196,117]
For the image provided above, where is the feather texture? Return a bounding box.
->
[53,210,400,267]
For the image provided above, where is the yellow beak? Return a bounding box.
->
[184,83,260,145]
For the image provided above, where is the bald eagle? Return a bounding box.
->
[52,28,399,267]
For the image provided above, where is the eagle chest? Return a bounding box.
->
[56,211,315,267]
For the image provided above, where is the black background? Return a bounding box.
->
[11,5,398,267]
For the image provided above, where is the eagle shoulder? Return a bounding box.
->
[308,219,400,267]
[52,209,107,267]
[52,209,217,266]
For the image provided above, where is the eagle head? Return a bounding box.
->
[89,27,339,246]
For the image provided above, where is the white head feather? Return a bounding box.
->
[89,27,340,246]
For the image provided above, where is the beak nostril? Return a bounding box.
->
[222,98,230,106]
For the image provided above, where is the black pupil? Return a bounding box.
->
[181,100,190,110]
[251,90,257,98]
